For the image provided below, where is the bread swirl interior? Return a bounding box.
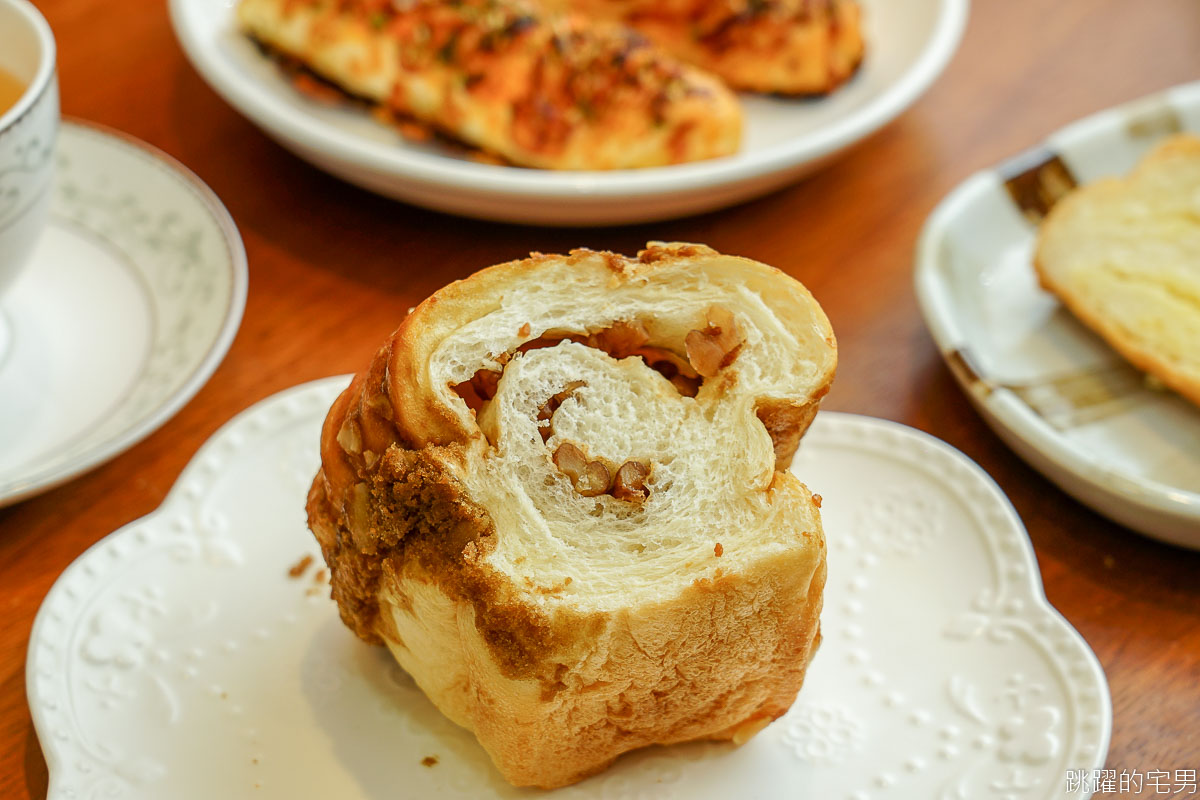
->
[425,262,833,611]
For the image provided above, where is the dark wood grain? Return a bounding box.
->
[3,0,1199,795]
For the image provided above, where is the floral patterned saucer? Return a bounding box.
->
[27,377,1110,799]
[0,120,246,506]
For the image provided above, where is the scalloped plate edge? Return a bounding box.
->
[914,80,1200,548]
[27,377,1112,798]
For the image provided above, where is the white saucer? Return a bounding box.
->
[915,80,1200,550]
[0,121,247,506]
[28,377,1110,799]
[168,0,966,225]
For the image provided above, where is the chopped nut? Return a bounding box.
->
[588,319,649,358]
[365,391,393,419]
[706,306,738,345]
[685,306,744,378]
[812,493,823,508]
[714,543,723,557]
[684,331,728,378]
[553,443,611,496]
[347,482,372,541]
[553,441,587,477]
[612,460,650,502]
[578,462,612,497]
[336,418,363,455]
[518,322,532,337]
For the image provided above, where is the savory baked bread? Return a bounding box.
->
[538,0,865,95]
[237,0,742,169]
[307,243,835,788]
[1035,134,1200,407]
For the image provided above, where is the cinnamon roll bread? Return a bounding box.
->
[307,242,836,787]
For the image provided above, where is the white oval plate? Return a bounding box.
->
[915,80,1200,550]
[0,120,247,507]
[168,0,966,226]
[28,376,1109,800]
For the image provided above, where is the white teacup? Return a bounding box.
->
[0,0,58,297]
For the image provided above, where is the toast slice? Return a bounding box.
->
[1035,134,1200,407]
[307,243,836,787]
[237,0,742,168]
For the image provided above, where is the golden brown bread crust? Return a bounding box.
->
[1034,273,1200,408]
[308,243,833,787]
[238,0,743,168]
[541,0,865,94]
[1033,134,1200,408]
[377,549,825,786]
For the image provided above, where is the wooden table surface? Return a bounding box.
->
[4,0,1199,795]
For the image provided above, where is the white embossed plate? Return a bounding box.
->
[915,80,1200,549]
[0,120,247,506]
[27,377,1110,800]
[168,0,966,225]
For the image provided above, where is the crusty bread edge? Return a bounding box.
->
[1032,136,1200,408]
[380,517,826,788]
[1034,262,1200,407]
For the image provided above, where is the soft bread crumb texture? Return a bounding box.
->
[1035,134,1200,407]
[307,243,836,787]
